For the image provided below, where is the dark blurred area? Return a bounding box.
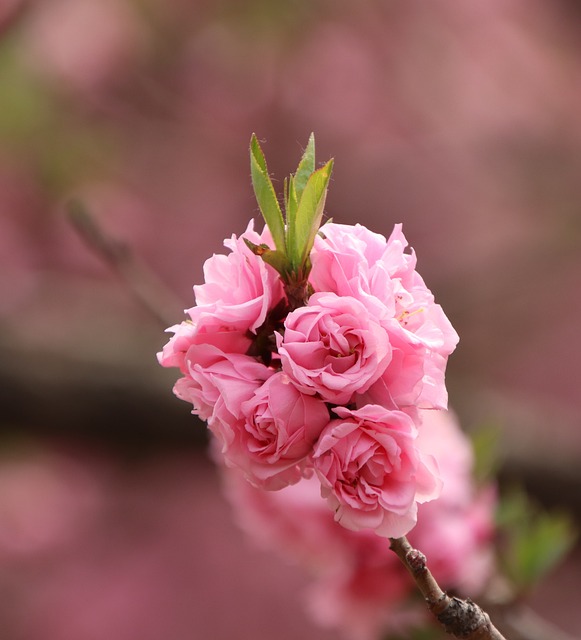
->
[1,0,581,638]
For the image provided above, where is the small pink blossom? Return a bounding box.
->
[277,292,391,404]
[192,219,285,334]
[221,373,330,490]
[157,311,252,375]
[172,343,272,422]
[313,405,441,538]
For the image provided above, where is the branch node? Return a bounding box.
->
[434,597,490,638]
[405,548,427,575]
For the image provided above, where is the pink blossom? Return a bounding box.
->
[311,223,459,409]
[307,562,419,640]
[172,343,272,422]
[157,311,252,375]
[409,410,496,592]
[157,219,286,421]
[277,292,391,404]
[313,405,441,538]
[355,333,425,410]
[221,373,330,490]
[192,219,285,334]
[222,470,351,569]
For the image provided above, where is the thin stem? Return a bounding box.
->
[389,536,508,640]
[67,200,183,328]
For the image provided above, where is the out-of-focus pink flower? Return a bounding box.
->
[21,0,146,96]
[409,410,496,592]
[222,466,349,571]
[310,223,459,410]
[313,405,441,538]
[277,292,391,404]
[223,408,496,640]
[222,373,330,490]
[307,561,419,640]
[0,450,105,559]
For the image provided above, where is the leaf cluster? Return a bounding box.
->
[247,133,333,296]
[496,485,576,593]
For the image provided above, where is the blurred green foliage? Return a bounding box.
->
[496,486,576,593]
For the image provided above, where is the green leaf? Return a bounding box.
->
[260,249,291,277]
[293,132,315,202]
[243,237,288,278]
[285,175,299,260]
[292,158,334,270]
[497,487,577,592]
[286,134,314,266]
[250,134,286,252]
[520,512,575,584]
[470,423,501,485]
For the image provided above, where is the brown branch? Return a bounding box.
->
[67,200,183,329]
[390,536,508,639]
[0,0,31,36]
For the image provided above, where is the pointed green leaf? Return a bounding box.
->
[243,237,272,256]
[250,134,286,252]
[285,175,299,261]
[293,158,334,270]
[244,237,289,278]
[260,249,290,277]
[293,133,315,202]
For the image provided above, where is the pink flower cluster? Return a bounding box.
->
[222,409,497,640]
[158,219,459,537]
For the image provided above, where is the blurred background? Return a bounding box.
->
[1,0,581,638]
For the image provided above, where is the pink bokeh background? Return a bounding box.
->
[1,0,581,637]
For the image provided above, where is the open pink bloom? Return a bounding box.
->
[313,405,441,538]
[157,310,252,375]
[310,223,459,409]
[157,219,284,422]
[192,219,285,334]
[172,343,272,422]
[222,373,331,490]
[277,292,391,404]
[159,220,284,374]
